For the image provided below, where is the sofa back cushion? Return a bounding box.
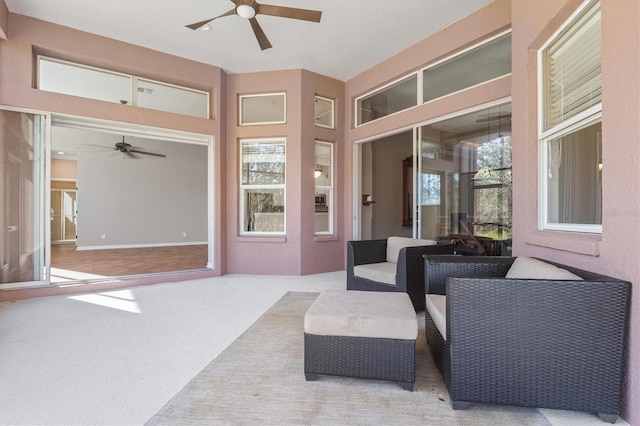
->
[505,256,583,280]
[386,236,437,263]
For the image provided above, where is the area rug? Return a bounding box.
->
[147,291,549,425]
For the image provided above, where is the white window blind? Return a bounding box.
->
[241,142,285,164]
[543,3,601,131]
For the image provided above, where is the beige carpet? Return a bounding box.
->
[147,291,551,425]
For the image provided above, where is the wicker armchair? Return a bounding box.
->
[423,255,631,423]
[346,238,454,310]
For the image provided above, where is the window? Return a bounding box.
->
[473,134,512,240]
[136,79,209,118]
[239,93,286,125]
[37,57,210,118]
[240,139,286,234]
[355,32,512,127]
[315,96,334,129]
[539,0,602,233]
[420,173,441,206]
[39,57,132,105]
[356,74,417,126]
[314,142,333,235]
[423,32,511,103]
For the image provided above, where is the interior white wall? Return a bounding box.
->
[52,127,207,249]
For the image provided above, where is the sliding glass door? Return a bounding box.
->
[415,102,512,246]
[0,109,49,287]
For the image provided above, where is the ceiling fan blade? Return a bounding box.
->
[127,148,166,158]
[256,4,322,22]
[249,17,272,50]
[79,143,113,151]
[185,8,236,30]
[124,151,142,159]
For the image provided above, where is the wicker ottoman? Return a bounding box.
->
[304,290,418,391]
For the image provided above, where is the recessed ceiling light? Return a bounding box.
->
[200,24,211,31]
[57,151,65,155]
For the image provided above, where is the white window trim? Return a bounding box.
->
[37,56,210,118]
[314,140,334,236]
[537,0,602,234]
[538,112,603,234]
[314,96,335,129]
[239,92,287,126]
[239,138,286,236]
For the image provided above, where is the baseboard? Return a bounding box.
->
[76,241,207,251]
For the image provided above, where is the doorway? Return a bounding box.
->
[354,101,512,249]
[51,184,77,243]
[49,118,213,284]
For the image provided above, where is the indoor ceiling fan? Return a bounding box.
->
[186,0,322,51]
[114,136,166,158]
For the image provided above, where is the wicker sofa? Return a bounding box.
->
[346,237,454,310]
[423,255,631,423]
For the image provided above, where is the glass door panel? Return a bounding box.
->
[0,109,48,286]
[415,103,512,247]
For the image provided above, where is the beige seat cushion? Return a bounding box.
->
[353,262,396,285]
[506,256,583,280]
[386,236,437,263]
[425,294,447,340]
[304,290,418,340]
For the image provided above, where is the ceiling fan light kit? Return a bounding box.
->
[186,0,322,51]
[236,4,256,19]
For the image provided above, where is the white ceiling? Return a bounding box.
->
[5,0,492,81]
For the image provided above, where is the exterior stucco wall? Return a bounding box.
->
[300,70,346,275]
[225,70,345,275]
[511,0,639,422]
[0,0,7,39]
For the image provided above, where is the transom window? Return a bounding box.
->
[38,56,209,118]
[239,93,286,125]
[355,32,511,127]
[315,96,335,129]
[539,0,602,233]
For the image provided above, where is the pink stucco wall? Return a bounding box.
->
[511,1,640,422]
[300,71,346,275]
[224,70,345,275]
[0,0,7,39]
